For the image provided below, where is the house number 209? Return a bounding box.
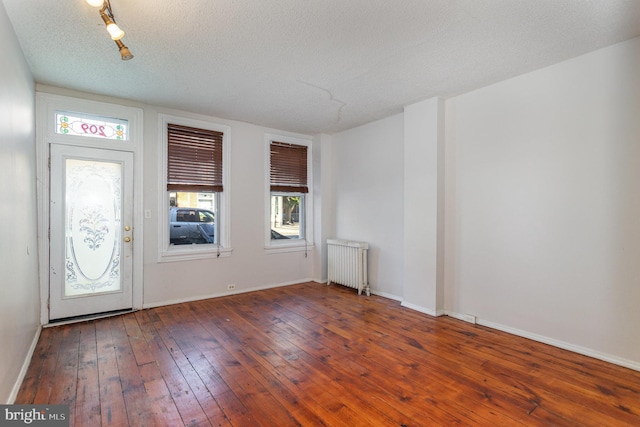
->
[80,123,107,137]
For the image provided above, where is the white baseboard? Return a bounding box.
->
[445,311,466,321]
[370,289,402,302]
[445,311,640,372]
[8,325,42,404]
[401,301,445,317]
[446,311,476,323]
[142,278,313,309]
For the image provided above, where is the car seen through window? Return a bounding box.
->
[169,207,215,245]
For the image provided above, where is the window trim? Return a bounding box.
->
[158,114,232,262]
[264,134,314,253]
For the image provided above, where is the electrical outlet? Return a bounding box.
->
[227,284,236,290]
[463,314,477,324]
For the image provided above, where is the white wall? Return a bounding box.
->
[448,37,640,367]
[402,98,445,315]
[0,3,40,403]
[330,37,640,368]
[312,133,334,283]
[331,113,405,298]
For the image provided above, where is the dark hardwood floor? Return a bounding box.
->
[16,282,640,426]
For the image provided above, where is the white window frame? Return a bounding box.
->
[158,114,232,262]
[264,134,314,253]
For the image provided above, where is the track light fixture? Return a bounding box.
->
[115,39,134,61]
[86,0,134,60]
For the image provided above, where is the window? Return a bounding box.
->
[266,135,313,252]
[168,195,217,245]
[270,193,304,239]
[159,115,231,261]
[55,111,128,140]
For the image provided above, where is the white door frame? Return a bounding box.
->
[36,93,144,325]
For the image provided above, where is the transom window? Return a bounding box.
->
[55,111,128,140]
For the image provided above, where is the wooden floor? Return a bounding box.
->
[17,282,640,426]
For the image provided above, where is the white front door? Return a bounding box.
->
[49,144,134,320]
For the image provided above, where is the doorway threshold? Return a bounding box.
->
[45,308,136,327]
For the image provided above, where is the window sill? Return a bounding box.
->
[264,241,314,255]
[158,245,233,263]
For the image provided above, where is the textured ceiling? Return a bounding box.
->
[3,0,640,135]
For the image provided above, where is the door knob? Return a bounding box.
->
[124,236,131,242]
[124,225,131,231]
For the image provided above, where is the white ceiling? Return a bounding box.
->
[4,0,640,135]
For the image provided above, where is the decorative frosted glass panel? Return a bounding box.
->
[65,159,122,297]
[56,111,129,141]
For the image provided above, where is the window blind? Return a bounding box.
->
[270,141,308,193]
[167,123,223,192]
